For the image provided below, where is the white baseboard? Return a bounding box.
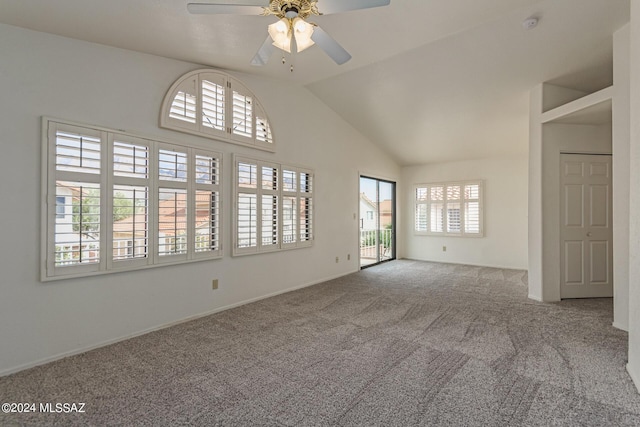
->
[627,364,640,394]
[527,294,544,302]
[402,257,527,271]
[0,269,358,378]
[612,321,629,332]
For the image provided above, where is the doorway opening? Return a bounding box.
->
[359,176,396,268]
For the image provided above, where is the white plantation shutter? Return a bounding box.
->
[446,185,461,233]
[194,151,221,257]
[199,72,228,141]
[55,131,101,174]
[255,102,274,149]
[161,69,275,151]
[262,194,279,247]
[113,140,149,179]
[166,76,198,131]
[54,181,101,266]
[430,203,444,233]
[195,190,218,252]
[282,169,296,192]
[157,145,189,260]
[156,147,223,260]
[232,90,253,140]
[430,185,444,233]
[237,193,257,249]
[110,136,150,268]
[415,188,428,232]
[170,91,197,124]
[44,119,223,280]
[282,168,297,246]
[112,185,148,261]
[48,122,105,277]
[235,159,282,254]
[415,203,427,232]
[238,161,258,189]
[201,76,225,132]
[158,149,188,182]
[300,197,312,242]
[414,181,483,237]
[236,160,259,253]
[261,165,279,248]
[464,184,481,234]
[256,115,273,145]
[233,156,313,256]
[282,196,297,245]
[158,189,188,256]
[299,171,313,243]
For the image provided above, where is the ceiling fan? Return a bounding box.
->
[187,0,391,67]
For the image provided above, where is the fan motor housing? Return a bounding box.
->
[266,0,319,19]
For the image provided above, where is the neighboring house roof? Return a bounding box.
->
[113,195,213,236]
[360,192,377,210]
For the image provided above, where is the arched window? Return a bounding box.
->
[160,69,274,151]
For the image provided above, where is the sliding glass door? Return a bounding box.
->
[359,176,396,268]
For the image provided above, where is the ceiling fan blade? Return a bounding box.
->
[251,36,276,66]
[310,26,351,65]
[318,0,390,15]
[187,2,266,15]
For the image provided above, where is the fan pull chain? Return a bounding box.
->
[281,51,294,72]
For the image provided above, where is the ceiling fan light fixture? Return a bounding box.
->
[186,0,391,66]
[293,17,315,52]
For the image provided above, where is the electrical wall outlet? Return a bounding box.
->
[335,256,339,263]
[442,246,447,252]
[347,254,351,261]
[211,279,218,290]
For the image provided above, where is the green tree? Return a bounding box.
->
[72,188,100,238]
[73,189,144,238]
[113,192,144,222]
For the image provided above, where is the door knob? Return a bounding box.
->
[586,232,592,237]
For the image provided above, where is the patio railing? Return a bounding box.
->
[360,228,393,265]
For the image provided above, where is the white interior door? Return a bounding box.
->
[560,153,613,299]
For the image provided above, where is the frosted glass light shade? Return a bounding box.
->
[268,18,291,53]
[292,17,315,52]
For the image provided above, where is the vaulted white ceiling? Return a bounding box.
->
[0,0,630,165]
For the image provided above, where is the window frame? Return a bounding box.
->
[414,180,484,237]
[42,117,223,281]
[160,69,275,152]
[232,155,314,256]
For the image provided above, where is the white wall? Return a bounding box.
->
[613,24,631,331]
[528,85,544,300]
[627,2,640,392]
[402,156,528,270]
[0,24,400,375]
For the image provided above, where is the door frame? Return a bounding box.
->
[358,174,396,269]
